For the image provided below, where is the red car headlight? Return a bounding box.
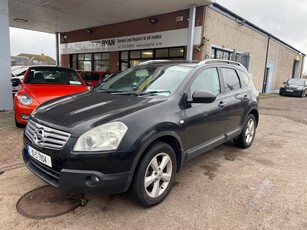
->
[18,94,33,106]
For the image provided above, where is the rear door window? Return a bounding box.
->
[237,70,250,88]
[221,68,241,92]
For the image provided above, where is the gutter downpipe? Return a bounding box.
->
[187,4,196,62]
[262,36,271,93]
[299,54,305,78]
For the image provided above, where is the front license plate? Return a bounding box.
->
[27,145,52,167]
[286,89,293,92]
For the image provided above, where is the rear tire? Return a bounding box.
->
[234,114,256,149]
[129,142,177,207]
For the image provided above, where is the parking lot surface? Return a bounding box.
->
[0,95,306,229]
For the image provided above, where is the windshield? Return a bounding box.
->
[288,79,305,86]
[25,67,83,85]
[99,65,193,95]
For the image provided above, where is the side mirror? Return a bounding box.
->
[11,78,21,86]
[191,90,216,103]
[85,81,91,86]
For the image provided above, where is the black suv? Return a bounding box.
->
[23,60,259,207]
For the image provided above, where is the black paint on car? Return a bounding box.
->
[279,78,307,97]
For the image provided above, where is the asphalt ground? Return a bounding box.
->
[0,94,306,229]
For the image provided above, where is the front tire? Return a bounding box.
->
[129,142,177,207]
[301,92,305,98]
[234,114,256,148]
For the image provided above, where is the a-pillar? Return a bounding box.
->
[0,0,13,110]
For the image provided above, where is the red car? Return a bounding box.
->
[14,66,88,127]
[79,71,111,87]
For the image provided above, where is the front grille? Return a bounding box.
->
[25,119,71,150]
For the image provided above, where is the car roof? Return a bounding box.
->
[28,66,76,71]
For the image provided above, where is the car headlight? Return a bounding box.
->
[73,121,128,152]
[18,94,33,106]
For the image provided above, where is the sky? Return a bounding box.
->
[10,27,56,59]
[9,0,307,74]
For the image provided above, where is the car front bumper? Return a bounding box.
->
[22,148,131,194]
[280,88,304,97]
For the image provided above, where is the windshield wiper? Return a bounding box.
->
[111,91,138,95]
[96,89,140,96]
[95,89,125,93]
[139,90,171,96]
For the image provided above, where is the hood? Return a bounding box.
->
[22,84,88,104]
[32,91,167,133]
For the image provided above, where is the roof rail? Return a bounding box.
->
[137,60,171,65]
[137,60,196,66]
[198,59,243,67]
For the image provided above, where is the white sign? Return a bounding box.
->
[60,27,202,54]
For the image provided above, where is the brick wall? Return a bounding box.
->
[60,54,70,68]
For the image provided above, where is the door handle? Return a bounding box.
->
[218,101,225,108]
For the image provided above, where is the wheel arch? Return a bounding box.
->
[124,131,185,192]
[248,108,259,128]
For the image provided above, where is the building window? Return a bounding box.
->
[94,53,110,71]
[169,47,184,57]
[77,53,91,70]
[71,54,77,70]
[142,50,153,58]
[130,51,141,59]
[211,47,232,60]
[71,52,110,71]
[84,54,91,60]
[156,49,169,58]
[119,47,185,70]
[94,53,101,60]
[121,51,129,71]
[211,47,250,71]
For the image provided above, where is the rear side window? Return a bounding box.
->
[237,70,250,88]
[221,68,241,92]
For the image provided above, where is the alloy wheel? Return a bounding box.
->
[245,118,255,144]
[144,153,173,198]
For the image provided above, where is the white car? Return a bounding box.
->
[11,66,28,96]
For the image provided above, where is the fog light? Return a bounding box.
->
[85,174,101,186]
[90,175,100,184]
[21,114,30,120]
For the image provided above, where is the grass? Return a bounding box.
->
[259,93,279,98]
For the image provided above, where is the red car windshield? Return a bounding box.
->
[25,67,83,85]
